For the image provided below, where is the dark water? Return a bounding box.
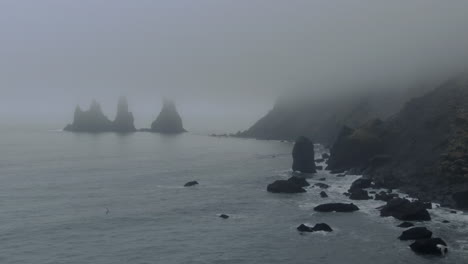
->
[0,126,467,264]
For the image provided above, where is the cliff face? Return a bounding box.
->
[150,100,186,133]
[113,97,136,132]
[64,97,136,132]
[239,90,409,146]
[327,76,468,207]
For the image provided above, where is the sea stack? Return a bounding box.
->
[113,96,136,132]
[64,100,113,132]
[292,136,316,173]
[150,99,186,133]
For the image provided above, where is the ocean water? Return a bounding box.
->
[0,126,467,264]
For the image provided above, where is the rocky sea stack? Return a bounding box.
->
[150,100,186,134]
[64,97,136,133]
[292,136,316,173]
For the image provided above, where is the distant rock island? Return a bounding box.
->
[148,100,186,134]
[64,97,136,133]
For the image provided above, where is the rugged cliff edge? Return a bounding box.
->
[149,100,186,134]
[64,97,136,133]
[327,76,468,208]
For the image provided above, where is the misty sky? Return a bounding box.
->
[2,0,468,132]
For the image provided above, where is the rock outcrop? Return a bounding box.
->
[380,198,431,221]
[150,100,186,134]
[64,98,136,133]
[410,238,448,256]
[292,136,316,173]
[297,223,333,232]
[184,181,199,187]
[267,180,306,193]
[314,203,359,212]
[64,100,114,132]
[113,96,136,132]
[326,76,468,208]
[398,227,432,241]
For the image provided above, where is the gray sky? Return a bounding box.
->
[2,0,468,132]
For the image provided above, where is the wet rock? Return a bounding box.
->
[315,158,325,163]
[380,198,431,221]
[184,181,199,187]
[322,153,330,159]
[397,222,415,228]
[287,176,310,187]
[399,227,432,240]
[336,174,346,177]
[452,190,468,209]
[314,183,330,189]
[267,180,306,193]
[330,169,346,174]
[292,136,316,173]
[349,178,372,191]
[320,191,328,198]
[375,191,399,202]
[349,189,371,200]
[297,223,333,232]
[219,214,229,219]
[410,238,448,256]
[314,203,359,212]
[316,166,323,170]
[442,220,450,223]
[318,177,326,181]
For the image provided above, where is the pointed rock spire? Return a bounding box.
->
[113,96,136,132]
[150,99,186,133]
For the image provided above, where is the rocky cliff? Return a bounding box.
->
[327,76,468,208]
[150,100,186,133]
[113,97,136,132]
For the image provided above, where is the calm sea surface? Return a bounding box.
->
[0,125,467,264]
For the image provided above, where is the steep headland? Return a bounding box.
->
[149,100,186,134]
[327,76,468,208]
[64,97,136,133]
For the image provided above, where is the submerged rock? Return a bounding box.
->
[150,100,186,133]
[314,203,359,212]
[410,238,448,256]
[292,136,316,173]
[287,176,310,187]
[320,191,328,198]
[219,214,229,219]
[267,180,306,193]
[184,181,199,187]
[397,222,415,228]
[297,223,333,232]
[399,227,432,240]
[314,183,330,189]
[380,198,431,221]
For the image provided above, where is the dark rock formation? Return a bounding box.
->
[397,222,415,228]
[64,100,114,132]
[314,203,359,212]
[410,238,448,256]
[219,214,229,219]
[267,180,306,193]
[316,166,323,170]
[64,98,136,133]
[349,189,371,200]
[322,153,330,159]
[113,96,136,132]
[399,227,432,240]
[297,223,333,232]
[314,183,329,189]
[320,191,328,198]
[452,190,468,208]
[375,191,399,202]
[380,198,431,221]
[318,177,326,181]
[184,181,199,187]
[292,136,316,173]
[327,119,385,171]
[150,100,186,133]
[315,158,325,163]
[287,176,310,187]
[349,178,372,191]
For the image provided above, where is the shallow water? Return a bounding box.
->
[0,126,467,263]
